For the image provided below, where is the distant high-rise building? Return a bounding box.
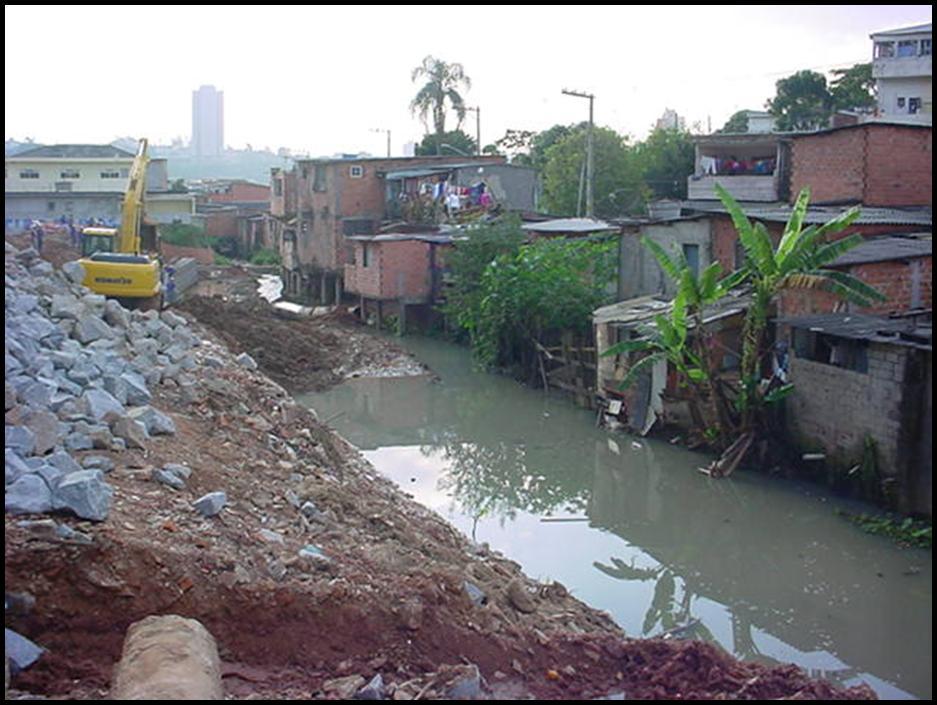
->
[655,108,686,132]
[192,85,224,157]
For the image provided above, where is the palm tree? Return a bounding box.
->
[410,56,471,136]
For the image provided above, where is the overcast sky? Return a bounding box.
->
[5,5,932,156]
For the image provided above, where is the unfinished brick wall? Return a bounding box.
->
[378,240,431,300]
[202,212,239,239]
[778,256,932,317]
[865,126,933,207]
[791,125,932,207]
[204,182,270,203]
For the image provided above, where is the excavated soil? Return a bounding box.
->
[179,273,429,393]
[4,245,876,700]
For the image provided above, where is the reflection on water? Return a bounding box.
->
[299,336,932,700]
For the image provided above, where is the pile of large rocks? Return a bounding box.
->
[5,243,200,524]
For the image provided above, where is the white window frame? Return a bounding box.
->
[350,165,364,179]
[20,169,40,179]
[60,169,80,179]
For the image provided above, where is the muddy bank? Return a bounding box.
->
[5,244,875,700]
[179,271,429,393]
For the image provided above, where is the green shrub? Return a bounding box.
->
[250,248,281,266]
[160,223,209,248]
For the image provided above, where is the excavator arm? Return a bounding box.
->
[118,138,149,254]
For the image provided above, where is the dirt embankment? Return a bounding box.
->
[5,249,876,700]
[179,267,429,393]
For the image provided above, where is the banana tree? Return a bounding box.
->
[716,184,885,428]
[710,183,886,475]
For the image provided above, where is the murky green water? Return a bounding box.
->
[299,336,932,699]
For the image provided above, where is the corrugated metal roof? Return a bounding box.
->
[522,217,619,234]
[832,236,932,266]
[685,202,933,227]
[778,313,932,350]
[593,290,751,326]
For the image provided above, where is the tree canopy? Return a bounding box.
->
[766,70,832,131]
[414,129,477,157]
[541,125,647,218]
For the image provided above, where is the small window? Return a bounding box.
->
[682,243,700,278]
[19,169,40,179]
[120,168,129,178]
[273,179,283,196]
[922,39,932,56]
[350,165,364,178]
[897,97,906,109]
[60,169,80,179]
[909,97,922,114]
[313,165,327,192]
[47,201,55,212]
[101,170,121,179]
[55,182,73,192]
[875,41,895,58]
[362,244,371,267]
[897,40,918,58]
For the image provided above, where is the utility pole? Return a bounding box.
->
[562,89,594,217]
[465,106,481,155]
[370,128,391,157]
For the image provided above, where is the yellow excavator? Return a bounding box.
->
[78,138,162,307]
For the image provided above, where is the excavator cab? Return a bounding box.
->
[80,227,119,257]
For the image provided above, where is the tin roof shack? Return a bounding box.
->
[779,313,932,516]
[593,291,751,436]
[344,231,457,334]
[616,214,716,301]
[780,234,932,317]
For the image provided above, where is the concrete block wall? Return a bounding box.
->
[787,343,907,483]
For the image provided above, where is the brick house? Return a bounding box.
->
[344,231,456,332]
[273,154,541,305]
[274,154,513,304]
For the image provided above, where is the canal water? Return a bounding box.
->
[299,336,932,700]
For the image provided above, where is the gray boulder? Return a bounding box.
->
[52,470,113,521]
[5,450,32,486]
[120,371,151,405]
[81,455,115,473]
[193,491,226,517]
[5,628,45,673]
[5,425,36,457]
[21,408,63,456]
[127,405,175,435]
[74,315,114,345]
[50,294,81,320]
[103,299,130,329]
[152,467,185,490]
[61,261,86,285]
[5,474,52,515]
[111,416,148,450]
[236,352,258,370]
[81,388,125,422]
